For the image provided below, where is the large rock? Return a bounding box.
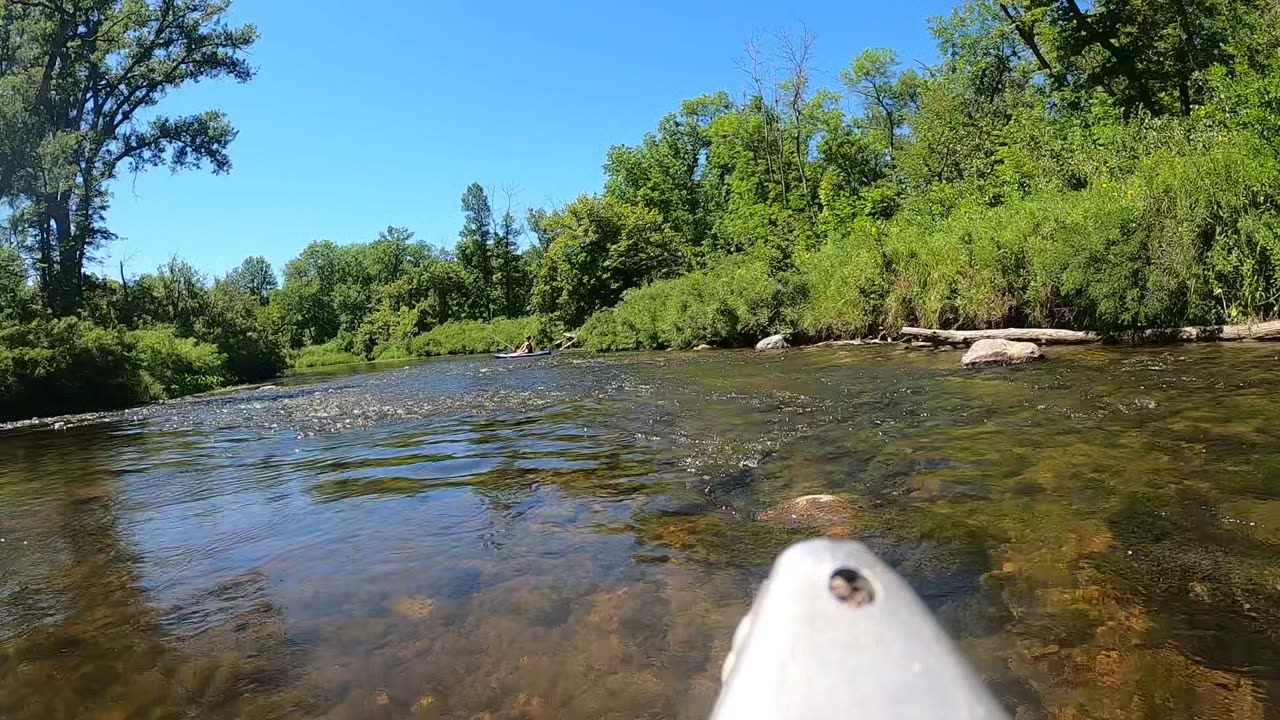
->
[755,334,789,351]
[961,338,1043,367]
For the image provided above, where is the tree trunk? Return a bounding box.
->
[48,195,78,315]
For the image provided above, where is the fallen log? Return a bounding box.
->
[1171,320,1280,341]
[900,327,1100,345]
[904,320,1280,345]
[807,339,867,348]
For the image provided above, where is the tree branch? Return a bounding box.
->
[998,3,1052,73]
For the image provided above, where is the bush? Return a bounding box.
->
[292,340,365,369]
[579,257,793,351]
[406,317,552,356]
[130,328,230,398]
[0,318,148,421]
[372,343,414,361]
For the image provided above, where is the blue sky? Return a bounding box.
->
[100,0,955,279]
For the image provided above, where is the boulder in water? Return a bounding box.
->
[757,494,857,529]
[755,334,789,351]
[961,338,1043,367]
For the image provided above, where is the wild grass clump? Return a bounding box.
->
[406,317,552,356]
[579,257,792,351]
[794,225,886,339]
[291,340,365,369]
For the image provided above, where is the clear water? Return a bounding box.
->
[1,345,1278,719]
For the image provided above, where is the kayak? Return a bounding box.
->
[494,350,552,359]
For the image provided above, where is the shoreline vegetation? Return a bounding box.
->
[8,1,1280,420]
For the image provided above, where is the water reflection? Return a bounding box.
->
[1,345,1279,718]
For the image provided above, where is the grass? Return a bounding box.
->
[578,257,793,351]
[292,340,365,369]
[406,317,554,357]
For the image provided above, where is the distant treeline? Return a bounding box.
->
[6,0,1280,419]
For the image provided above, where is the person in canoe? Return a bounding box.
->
[512,336,536,355]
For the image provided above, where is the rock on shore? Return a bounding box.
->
[755,334,789,351]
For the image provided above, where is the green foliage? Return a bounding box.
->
[0,318,145,421]
[224,256,277,304]
[292,341,365,370]
[9,0,1280,420]
[199,281,287,382]
[794,223,887,338]
[578,258,792,351]
[406,317,552,357]
[530,195,687,328]
[129,328,229,398]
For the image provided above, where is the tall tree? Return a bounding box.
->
[455,182,494,321]
[492,193,525,319]
[842,49,921,162]
[0,0,257,315]
[224,255,276,304]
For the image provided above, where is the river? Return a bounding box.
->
[1,345,1278,719]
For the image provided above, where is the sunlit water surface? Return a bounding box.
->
[2,345,1279,719]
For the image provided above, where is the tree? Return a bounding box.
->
[842,49,922,161]
[136,256,208,335]
[198,279,284,381]
[530,195,685,327]
[603,93,731,258]
[0,246,33,321]
[493,208,524,319]
[225,255,276,304]
[455,182,494,320]
[0,0,258,315]
[273,240,342,346]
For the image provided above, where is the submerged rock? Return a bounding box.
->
[757,494,857,529]
[962,339,1044,367]
[392,595,436,620]
[755,334,790,351]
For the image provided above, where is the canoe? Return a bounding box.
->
[494,350,552,359]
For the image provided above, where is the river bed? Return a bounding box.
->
[1,345,1278,719]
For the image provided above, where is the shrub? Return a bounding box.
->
[130,327,230,398]
[0,318,147,421]
[579,257,793,351]
[406,317,552,356]
[292,340,365,369]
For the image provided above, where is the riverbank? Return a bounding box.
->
[7,309,1280,425]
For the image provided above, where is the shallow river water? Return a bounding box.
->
[2,345,1279,719]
